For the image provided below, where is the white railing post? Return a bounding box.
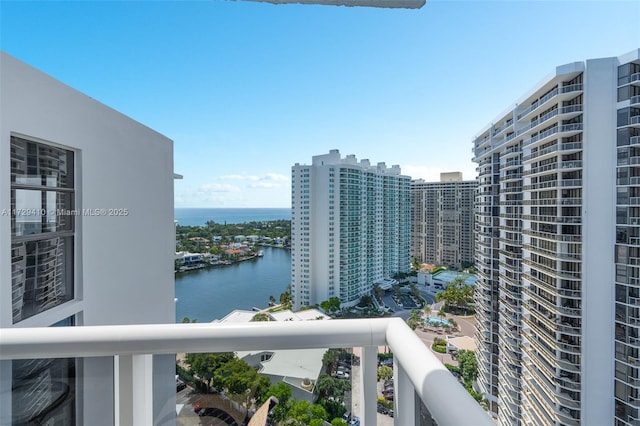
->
[115,354,153,426]
[360,345,378,426]
[132,354,154,426]
[114,355,133,426]
[394,360,416,426]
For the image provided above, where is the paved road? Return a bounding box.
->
[382,285,437,321]
[350,362,394,426]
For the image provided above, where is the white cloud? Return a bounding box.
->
[198,183,241,193]
[249,181,281,188]
[263,173,289,182]
[219,174,260,181]
[174,172,292,207]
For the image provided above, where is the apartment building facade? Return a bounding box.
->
[411,172,476,269]
[291,150,411,310]
[473,49,640,426]
[0,52,176,425]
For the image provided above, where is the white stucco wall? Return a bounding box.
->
[0,52,176,425]
[581,56,616,426]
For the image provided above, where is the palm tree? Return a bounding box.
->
[449,318,458,332]
[424,305,432,317]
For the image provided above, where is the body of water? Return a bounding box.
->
[175,246,291,322]
[175,208,291,227]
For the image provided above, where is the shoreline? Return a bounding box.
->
[175,253,260,274]
[174,244,288,275]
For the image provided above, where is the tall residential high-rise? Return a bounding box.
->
[291,150,411,310]
[1,52,176,425]
[473,49,640,426]
[411,172,476,268]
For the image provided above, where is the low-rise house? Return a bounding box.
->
[218,308,330,401]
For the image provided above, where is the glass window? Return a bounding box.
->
[619,63,631,86]
[619,108,630,127]
[10,136,75,323]
[619,85,631,102]
[12,357,76,425]
[618,128,631,147]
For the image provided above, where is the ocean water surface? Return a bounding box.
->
[174,208,290,227]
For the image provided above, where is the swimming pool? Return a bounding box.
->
[425,316,451,327]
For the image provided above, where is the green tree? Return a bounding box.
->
[424,305,432,317]
[181,317,197,323]
[360,294,373,306]
[373,284,384,301]
[279,288,293,308]
[409,282,420,298]
[269,295,276,306]
[321,399,347,421]
[457,350,479,383]
[320,297,341,313]
[449,317,458,331]
[331,419,349,426]
[286,400,328,425]
[185,352,235,388]
[435,277,474,314]
[315,374,350,400]
[377,365,393,381]
[213,358,271,406]
[412,256,422,271]
[393,286,402,298]
[406,308,423,330]
[322,348,344,373]
[251,313,270,322]
[262,382,292,422]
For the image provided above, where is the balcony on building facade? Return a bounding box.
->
[516,84,584,122]
[0,318,492,426]
[523,141,583,162]
[523,124,583,148]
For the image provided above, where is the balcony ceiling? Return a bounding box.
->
[245,0,426,8]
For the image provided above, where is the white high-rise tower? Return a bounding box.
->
[291,150,411,310]
[473,49,640,426]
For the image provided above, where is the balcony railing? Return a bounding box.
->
[0,318,491,426]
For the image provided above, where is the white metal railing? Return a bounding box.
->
[0,318,491,426]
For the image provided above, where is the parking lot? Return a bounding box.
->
[349,352,394,426]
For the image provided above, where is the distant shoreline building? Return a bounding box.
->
[411,172,476,269]
[291,150,411,310]
[472,49,640,426]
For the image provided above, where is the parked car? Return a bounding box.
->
[349,416,360,426]
[377,404,389,414]
[336,371,350,379]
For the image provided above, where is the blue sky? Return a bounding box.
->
[2,1,639,207]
